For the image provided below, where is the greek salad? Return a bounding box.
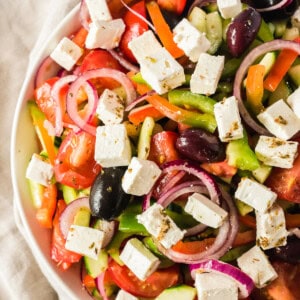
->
[25,0,300,299]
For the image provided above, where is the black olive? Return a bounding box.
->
[89,167,131,220]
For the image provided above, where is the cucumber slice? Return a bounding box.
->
[73,207,91,227]
[156,285,197,300]
[137,116,155,160]
[252,164,272,184]
[206,11,223,54]
[27,179,44,208]
[288,64,300,86]
[84,250,108,278]
[235,199,253,216]
[188,7,207,33]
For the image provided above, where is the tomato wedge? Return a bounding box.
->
[54,130,101,189]
[51,200,82,270]
[108,260,180,298]
[265,144,300,203]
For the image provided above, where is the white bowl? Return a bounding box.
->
[10,4,91,299]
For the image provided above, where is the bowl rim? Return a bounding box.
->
[10,3,91,299]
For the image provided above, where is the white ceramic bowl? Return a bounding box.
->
[10,4,91,299]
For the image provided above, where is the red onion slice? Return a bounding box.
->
[189,259,254,299]
[79,0,90,31]
[120,0,155,32]
[34,56,61,89]
[125,90,156,112]
[96,271,110,300]
[51,74,77,136]
[59,197,90,239]
[233,39,300,135]
[108,49,140,73]
[255,0,293,12]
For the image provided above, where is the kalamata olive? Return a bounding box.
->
[226,7,262,57]
[89,167,131,221]
[266,236,300,263]
[160,9,182,29]
[175,128,226,163]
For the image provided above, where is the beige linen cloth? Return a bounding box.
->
[0,1,78,299]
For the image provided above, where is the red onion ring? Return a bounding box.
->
[59,197,90,240]
[160,160,221,205]
[108,49,140,73]
[51,74,77,136]
[188,0,216,15]
[189,259,254,298]
[79,0,90,31]
[125,90,156,112]
[67,68,136,135]
[34,56,61,89]
[67,80,99,135]
[233,39,300,135]
[255,0,294,12]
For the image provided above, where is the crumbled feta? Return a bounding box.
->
[255,135,298,169]
[128,30,163,62]
[128,30,185,94]
[184,193,228,228]
[237,245,278,288]
[94,124,132,167]
[25,154,54,186]
[257,99,300,140]
[116,289,138,300]
[119,238,160,281]
[50,37,83,71]
[85,0,112,23]
[234,177,277,212]
[137,203,186,249]
[122,157,162,196]
[287,86,300,118]
[217,0,242,19]
[173,18,211,62]
[96,89,124,125]
[214,96,244,142]
[291,7,300,29]
[195,272,238,300]
[256,204,288,250]
[85,19,125,50]
[65,225,104,260]
[190,53,225,95]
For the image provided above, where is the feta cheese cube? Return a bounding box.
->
[25,154,54,186]
[119,238,160,281]
[128,30,163,62]
[94,124,132,167]
[50,37,83,71]
[139,47,185,94]
[116,289,138,300]
[122,157,162,196]
[85,0,112,23]
[85,19,125,50]
[137,203,186,249]
[257,99,300,140]
[255,135,298,169]
[217,0,242,19]
[190,53,224,95]
[214,96,244,142]
[237,245,278,288]
[292,7,300,29]
[65,225,104,260]
[234,177,277,212]
[195,272,238,300]
[256,204,288,250]
[184,193,228,228]
[173,18,211,62]
[96,89,124,125]
[287,86,300,118]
